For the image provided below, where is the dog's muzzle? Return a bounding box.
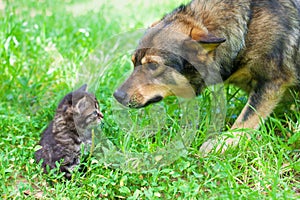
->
[114,89,163,108]
[113,89,128,105]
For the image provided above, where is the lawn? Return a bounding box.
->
[0,0,299,199]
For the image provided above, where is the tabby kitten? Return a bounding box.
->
[35,84,103,179]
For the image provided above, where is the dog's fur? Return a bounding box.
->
[114,0,300,152]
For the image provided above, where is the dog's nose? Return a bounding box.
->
[113,90,127,103]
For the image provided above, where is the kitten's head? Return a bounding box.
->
[58,84,103,130]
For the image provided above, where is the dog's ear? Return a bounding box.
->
[190,27,226,52]
[150,20,161,27]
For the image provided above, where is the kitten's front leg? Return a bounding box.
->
[60,155,80,179]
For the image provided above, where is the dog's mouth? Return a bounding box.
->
[144,95,163,107]
[129,95,163,108]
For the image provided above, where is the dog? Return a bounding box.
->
[114,0,300,153]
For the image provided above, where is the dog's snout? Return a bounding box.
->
[113,89,127,103]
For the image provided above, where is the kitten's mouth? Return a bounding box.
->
[86,119,103,130]
[94,116,103,125]
[97,118,103,124]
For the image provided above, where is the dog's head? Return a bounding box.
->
[114,6,225,108]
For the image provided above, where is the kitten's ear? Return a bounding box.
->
[74,96,91,114]
[76,84,88,92]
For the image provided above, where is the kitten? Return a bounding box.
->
[35,84,103,179]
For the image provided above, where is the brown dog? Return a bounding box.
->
[114,0,300,153]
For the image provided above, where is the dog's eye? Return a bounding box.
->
[148,63,158,70]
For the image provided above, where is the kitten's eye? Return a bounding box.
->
[93,111,98,116]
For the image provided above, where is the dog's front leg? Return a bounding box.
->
[200,79,289,154]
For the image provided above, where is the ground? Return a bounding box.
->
[0,0,299,199]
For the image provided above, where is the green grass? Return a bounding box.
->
[0,0,299,199]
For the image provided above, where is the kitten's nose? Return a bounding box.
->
[113,90,127,103]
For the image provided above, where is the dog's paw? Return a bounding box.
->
[199,134,241,156]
